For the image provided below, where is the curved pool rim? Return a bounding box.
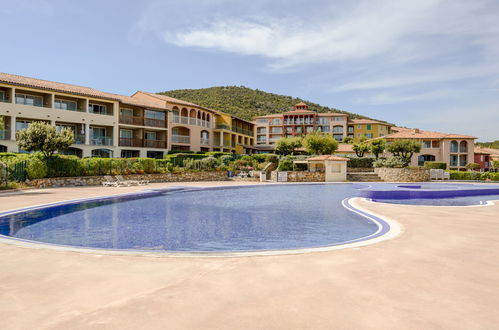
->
[0,184,401,257]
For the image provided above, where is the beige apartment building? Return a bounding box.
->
[383,127,476,170]
[0,73,254,158]
[253,102,391,151]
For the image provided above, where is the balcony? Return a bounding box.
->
[119,138,143,147]
[171,135,190,144]
[144,139,166,148]
[216,123,231,130]
[172,115,213,128]
[144,118,166,128]
[90,137,113,146]
[120,115,144,126]
[201,138,210,145]
[74,134,85,144]
[0,129,10,140]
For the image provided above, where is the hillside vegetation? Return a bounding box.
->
[476,141,499,149]
[159,86,382,122]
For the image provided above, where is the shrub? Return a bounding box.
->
[265,154,279,164]
[373,157,406,168]
[347,157,374,168]
[220,155,234,165]
[26,157,48,179]
[386,139,421,161]
[16,121,74,159]
[369,139,385,159]
[492,160,499,169]
[424,161,447,170]
[240,155,253,161]
[201,156,218,170]
[250,154,268,163]
[277,156,294,171]
[275,137,302,155]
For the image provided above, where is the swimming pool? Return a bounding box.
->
[0,183,498,253]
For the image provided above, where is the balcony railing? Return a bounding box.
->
[90,137,113,146]
[0,129,10,140]
[172,115,213,128]
[171,135,190,144]
[232,126,254,136]
[144,118,166,128]
[74,134,85,144]
[119,138,143,147]
[216,123,231,130]
[120,115,144,126]
[201,138,210,145]
[213,140,233,148]
[144,139,166,148]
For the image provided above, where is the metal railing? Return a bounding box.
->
[119,138,143,147]
[231,126,254,136]
[90,137,113,146]
[74,134,85,144]
[171,135,190,144]
[120,115,144,126]
[144,139,167,148]
[172,115,213,128]
[201,138,210,145]
[216,123,231,130]
[144,118,166,128]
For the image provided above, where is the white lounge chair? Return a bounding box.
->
[430,169,439,180]
[102,176,120,187]
[115,175,149,186]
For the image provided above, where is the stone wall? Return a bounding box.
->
[27,171,229,188]
[271,171,325,182]
[347,167,374,173]
[374,167,430,182]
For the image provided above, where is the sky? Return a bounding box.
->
[1,0,498,141]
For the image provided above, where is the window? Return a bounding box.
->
[432,141,440,148]
[89,103,107,115]
[333,117,343,121]
[256,119,268,124]
[450,140,458,153]
[366,124,372,130]
[418,154,435,166]
[422,141,431,148]
[55,99,77,111]
[332,126,343,133]
[144,131,157,140]
[15,93,43,107]
[365,133,373,138]
[92,149,113,158]
[333,134,343,141]
[270,127,282,134]
[15,120,31,131]
[257,127,267,134]
[318,117,330,124]
[147,151,163,159]
[121,150,139,158]
[0,91,5,102]
[56,124,76,134]
[144,110,165,120]
[120,129,133,139]
[449,154,458,166]
[120,108,133,117]
[459,141,467,153]
[271,119,282,125]
[320,126,330,133]
[357,125,362,129]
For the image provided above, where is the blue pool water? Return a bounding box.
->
[1,183,498,252]
[0,185,381,252]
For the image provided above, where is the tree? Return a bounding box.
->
[353,142,369,157]
[465,163,480,171]
[275,137,302,155]
[386,139,421,162]
[16,121,74,159]
[342,136,353,144]
[369,139,386,159]
[492,160,499,170]
[302,132,339,155]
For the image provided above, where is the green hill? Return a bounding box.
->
[158,86,383,122]
[476,141,499,149]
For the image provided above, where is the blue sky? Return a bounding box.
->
[1,0,498,141]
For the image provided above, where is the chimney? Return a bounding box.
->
[412,128,420,134]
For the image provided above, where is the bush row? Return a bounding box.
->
[448,171,499,181]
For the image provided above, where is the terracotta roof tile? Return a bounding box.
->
[307,155,350,161]
[348,118,389,125]
[382,128,476,140]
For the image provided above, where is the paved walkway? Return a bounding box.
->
[1,183,498,330]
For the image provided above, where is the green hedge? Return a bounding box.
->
[448,171,499,181]
[424,161,447,170]
[347,157,374,168]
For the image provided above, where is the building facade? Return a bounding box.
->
[253,102,391,151]
[382,128,476,171]
[0,73,254,157]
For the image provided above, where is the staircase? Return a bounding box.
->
[347,170,383,182]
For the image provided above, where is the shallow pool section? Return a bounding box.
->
[0,185,382,252]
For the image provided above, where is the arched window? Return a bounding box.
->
[181,108,188,117]
[450,140,458,153]
[172,107,179,117]
[459,141,467,153]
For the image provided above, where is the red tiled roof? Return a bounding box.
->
[0,72,168,110]
[336,144,355,153]
[475,147,499,155]
[307,155,349,161]
[382,128,476,140]
[348,118,389,125]
[132,91,202,108]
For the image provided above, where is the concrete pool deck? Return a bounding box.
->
[1,182,498,329]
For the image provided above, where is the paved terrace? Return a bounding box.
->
[1,182,498,330]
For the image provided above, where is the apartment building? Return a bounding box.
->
[253,102,391,150]
[383,127,476,170]
[132,92,255,154]
[0,73,254,158]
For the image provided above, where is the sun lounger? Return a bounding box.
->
[102,176,121,187]
[115,175,149,186]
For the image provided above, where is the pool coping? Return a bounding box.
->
[0,183,404,258]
